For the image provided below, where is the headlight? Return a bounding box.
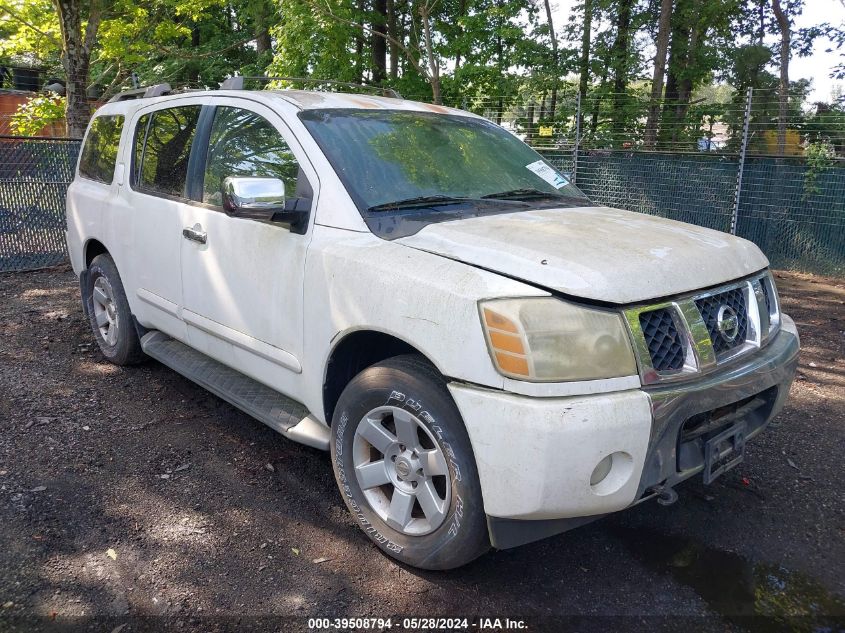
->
[479,297,637,382]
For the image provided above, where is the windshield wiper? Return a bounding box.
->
[481,188,565,201]
[367,195,527,212]
[367,195,474,212]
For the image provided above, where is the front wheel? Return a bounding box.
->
[331,355,489,569]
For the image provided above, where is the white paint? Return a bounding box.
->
[448,383,652,519]
[181,309,302,373]
[136,288,178,318]
[65,89,791,529]
[502,374,641,398]
[399,206,770,304]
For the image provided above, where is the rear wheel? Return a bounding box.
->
[85,254,144,366]
[331,355,489,569]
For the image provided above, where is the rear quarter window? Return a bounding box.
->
[78,115,125,183]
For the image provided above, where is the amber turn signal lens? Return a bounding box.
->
[494,352,530,376]
[489,330,525,354]
[482,307,531,377]
[483,308,519,333]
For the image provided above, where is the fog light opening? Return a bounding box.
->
[590,455,613,486]
[590,451,634,496]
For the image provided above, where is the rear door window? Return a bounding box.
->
[133,105,201,198]
[78,115,124,183]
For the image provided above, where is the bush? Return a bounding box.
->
[10,95,66,137]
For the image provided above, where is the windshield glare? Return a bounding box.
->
[299,109,590,214]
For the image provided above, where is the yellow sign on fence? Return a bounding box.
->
[538,126,553,137]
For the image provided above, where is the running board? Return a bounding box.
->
[140,331,329,450]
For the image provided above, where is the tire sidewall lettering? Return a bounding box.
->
[335,386,466,554]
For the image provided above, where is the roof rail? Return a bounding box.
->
[107,83,172,103]
[220,76,402,99]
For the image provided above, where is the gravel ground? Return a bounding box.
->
[0,266,843,632]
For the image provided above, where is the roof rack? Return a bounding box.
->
[220,76,402,99]
[107,83,172,103]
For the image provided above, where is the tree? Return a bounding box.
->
[577,0,591,100]
[609,0,634,139]
[644,0,673,147]
[541,0,558,117]
[771,0,790,155]
[52,0,103,137]
[372,0,388,83]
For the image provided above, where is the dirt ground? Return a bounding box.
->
[0,266,843,632]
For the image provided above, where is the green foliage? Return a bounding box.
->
[0,0,841,155]
[803,140,837,198]
[10,95,66,137]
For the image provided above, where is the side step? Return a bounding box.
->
[140,331,329,450]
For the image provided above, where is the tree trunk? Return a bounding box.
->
[355,0,365,82]
[542,0,558,118]
[610,0,633,143]
[578,0,592,101]
[52,0,101,138]
[387,0,398,78]
[772,0,790,155]
[495,12,503,124]
[644,0,673,147]
[668,24,699,143]
[255,0,272,55]
[372,0,388,83]
[589,57,608,137]
[187,24,201,85]
[659,2,691,147]
[454,0,466,71]
[419,2,441,104]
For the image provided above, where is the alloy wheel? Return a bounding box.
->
[352,406,451,536]
[91,276,119,346]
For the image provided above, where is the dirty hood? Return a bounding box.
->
[397,206,769,304]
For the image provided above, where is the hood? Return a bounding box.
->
[397,206,768,304]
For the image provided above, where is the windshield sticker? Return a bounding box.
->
[526,160,568,189]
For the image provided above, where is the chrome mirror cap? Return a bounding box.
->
[222,176,285,218]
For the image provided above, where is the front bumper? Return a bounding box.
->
[448,314,800,549]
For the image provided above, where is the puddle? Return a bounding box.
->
[613,526,845,632]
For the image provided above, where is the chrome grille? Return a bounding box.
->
[761,280,773,315]
[639,309,685,372]
[624,271,780,385]
[695,288,748,356]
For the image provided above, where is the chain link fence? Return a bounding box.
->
[0,135,79,271]
[436,87,845,275]
[0,87,843,274]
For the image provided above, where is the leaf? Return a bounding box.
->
[106,548,117,560]
[291,548,300,556]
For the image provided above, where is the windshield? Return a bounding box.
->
[299,109,592,238]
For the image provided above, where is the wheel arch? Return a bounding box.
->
[83,238,109,269]
[322,329,442,424]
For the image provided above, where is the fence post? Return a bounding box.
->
[731,87,752,235]
[572,92,582,184]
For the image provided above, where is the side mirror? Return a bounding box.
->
[222,176,285,219]
[221,176,310,229]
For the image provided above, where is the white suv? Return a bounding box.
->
[66,85,800,569]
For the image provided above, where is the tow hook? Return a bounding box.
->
[656,486,679,506]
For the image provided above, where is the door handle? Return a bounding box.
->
[182,225,207,244]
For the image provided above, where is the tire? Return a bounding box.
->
[331,354,489,569]
[85,254,145,366]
